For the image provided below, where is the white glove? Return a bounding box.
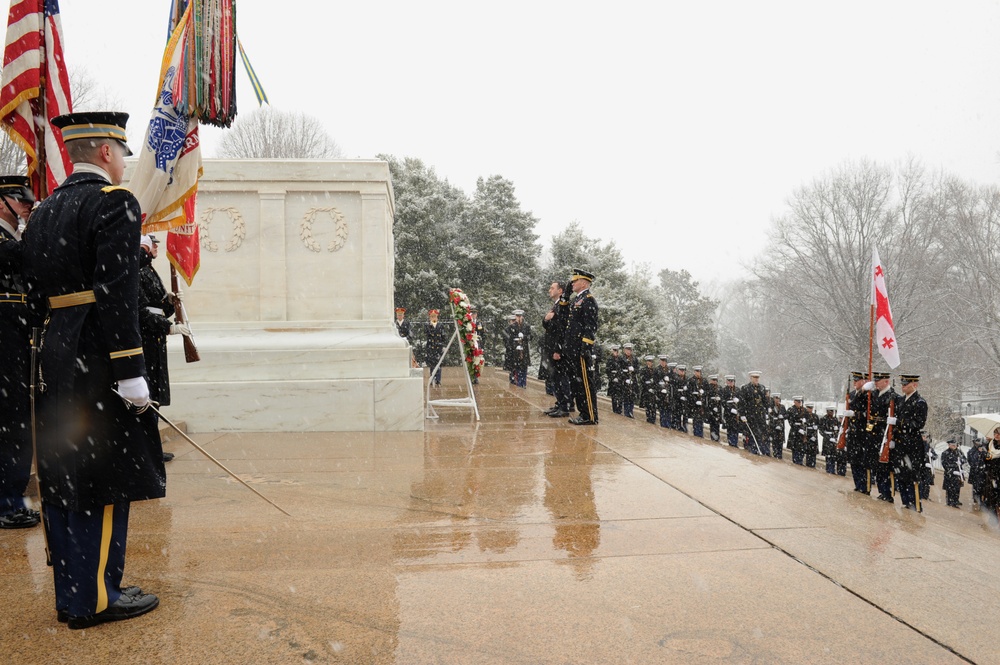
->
[862,381,875,391]
[732,397,739,404]
[798,429,805,434]
[517,332,523,339]
[886,416,897,425]
[696,401,702,406]
[839,409,855,418]
[661,389,667,394]
[953,471,962,476]
[925,463,932,468]
[171,288,184,301]
[117,376,150,407]
[889,441,895,449]
[699,389,704,395]
[625,380,632,385]
[740,416,747,422]
[169,323,192,336]
[680,397,687,402]
[731,409,738,414]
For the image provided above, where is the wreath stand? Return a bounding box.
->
[425,319,481,421]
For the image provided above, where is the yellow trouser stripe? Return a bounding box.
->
[866,469,871,493]
[581,357,595,421]
[96,505,114,613]
[914,483,921,512]
[890,472,895,494]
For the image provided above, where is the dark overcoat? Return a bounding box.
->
[22,172,164,511]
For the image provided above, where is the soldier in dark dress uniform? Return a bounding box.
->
[0,176,39,529]
[22,112,162,628]
[968,438,988,511]
[738,371,770,455]
[721,375,740,447]
[639,355,658,423]
[564,269,599,425]
[803,404,820,467]
[787,397,808,465]
[768,393,787,459]
[543,282,572,415]
[819,406,846,476]
[137,235,188,406]
[509,309,531,388]
[502,313,516,383]
[892,374,928,510]
[394,307,412,341]
[655,357,672,428]
[424,309,448,386]
[867,372,895,502]
[941,439,967,508]
[673,364,689,433]
[687,366,707,438]
[843,371,871,493]
[605,345,624,414]
[705,375,722,441]
[620,343,638,418]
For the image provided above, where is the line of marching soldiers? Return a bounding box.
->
[603,351,945,512]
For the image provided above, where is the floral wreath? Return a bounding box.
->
[449,288,485,380]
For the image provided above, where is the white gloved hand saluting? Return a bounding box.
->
[170,323,192,336]
[886,416,897,425]
[118,376,150,408]
[862,381,875,391]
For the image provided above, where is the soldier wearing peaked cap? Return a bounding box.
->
[768,392,787,459]
[0,175,40,530]
[620,343,638,418]
[424,308,447,386]
[639,355,658,423]
[564,269,599,425]
[605,344,624,415]
[672,364,689,433]
[509,309,531,388]
[844,371,872,493]
[819,406,846,476]
[892,374,928,510]
[867,372,896,502]
[21,112,163,627]
[720,375,740,447]
[738,371,770,455]
[655,357,672,429]
[706,374,722,441]
[687,366,707,438]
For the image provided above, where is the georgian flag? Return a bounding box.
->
[871,246,900,369]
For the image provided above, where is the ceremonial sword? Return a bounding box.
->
[113,390,292,517]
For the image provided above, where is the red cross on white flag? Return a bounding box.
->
[871,246,900,369]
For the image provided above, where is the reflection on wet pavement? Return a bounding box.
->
[0,368,991,663]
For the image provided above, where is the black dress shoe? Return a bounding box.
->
[0,507,40,529]
[58,586,144,623]
[162,452,175,462]
[548,410,569,418]
[67,591,159,629]
[568,417,596,426]
[542,407,558,415]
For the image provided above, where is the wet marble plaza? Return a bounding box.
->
[1,368,996,664]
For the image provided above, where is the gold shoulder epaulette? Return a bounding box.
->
[101,185,132,194]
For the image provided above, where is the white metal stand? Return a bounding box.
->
[425,320,481,421]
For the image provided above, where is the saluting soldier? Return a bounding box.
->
[721,375,741,447]
[605,344,624,414]
[687,366,707,438]
[706,374,722,441]
[22,112,163,628]
[0,175,39,529]
[768,393,787,459]
[424,309,448,386]
[738,371,770,455]
[639,355,658,423]
[564,268,599,425]
[892,374,928,510]
[819,406,846,476]
[620,343,638,418]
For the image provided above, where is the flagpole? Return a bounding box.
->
[34,10,48,199]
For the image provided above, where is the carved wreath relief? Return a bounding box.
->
[199,207,245,252]
[300,207,348,252]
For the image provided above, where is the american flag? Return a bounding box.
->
[0,0,72,198]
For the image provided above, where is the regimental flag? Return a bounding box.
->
[0,0,73,198]
[871,246,900,369]
[128,3,202,284]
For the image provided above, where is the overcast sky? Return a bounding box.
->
[59,0,1000,284]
